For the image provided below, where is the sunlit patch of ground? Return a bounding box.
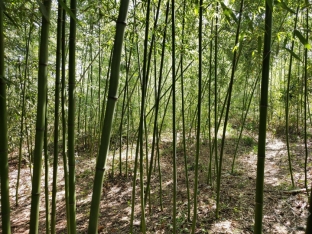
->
[2,130,311,233]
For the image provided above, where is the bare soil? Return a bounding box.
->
[3,131,312,233]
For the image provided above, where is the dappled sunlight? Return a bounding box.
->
[209,220,241,233]
[5,131,311,233]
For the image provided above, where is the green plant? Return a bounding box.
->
[242,136,254,146]
[253,145,258,154]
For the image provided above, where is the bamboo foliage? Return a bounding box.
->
[2,0,312,233]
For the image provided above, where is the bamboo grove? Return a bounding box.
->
[0,0,312,233]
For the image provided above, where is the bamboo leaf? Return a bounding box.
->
[283,37,288,48]
[302,0,311,9]
[276,42,279,55]
[36,0,50,22]
[58,0,79,23]
[284,47,302,62]
[0,1,20,28]
[220,2,237,23]
[294,29,310,49]
[306,0,309,5]
[0,75,15,86]
[245,14,254,32]
[277,1,295,14]
[3,11,19,28]
[258,36,262,54]
[194,4,199,16]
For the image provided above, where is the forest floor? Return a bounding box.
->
[4,128,312,233]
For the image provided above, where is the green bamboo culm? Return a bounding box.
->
[61,3,70,231]
[68,0,77,232]
[231,71,261,173]
[180,0,191,221]
[44,97,50,234]
[303,5,309,196]
[254,1,273,233]
[0,1,12,232]
[143,0,162,208]
[207,18,213,185]
[285,5,299,189]
[305,183,312,233]
[51,2,62,233]
[214,2,219,178]
[171,0,177,232]
[138,0,151,229]
[87,0,130,232]
[191,0,203,232]
[16,24,32,207]
[216,0,244,218]
[29,0,52,233]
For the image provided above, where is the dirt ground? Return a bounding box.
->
[3,130,312,233]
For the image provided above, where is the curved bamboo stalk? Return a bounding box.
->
[231,70,261,173]
[87,0,130,232]
[144,0,165,208]
[216,0,244,218]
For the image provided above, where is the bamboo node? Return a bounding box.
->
[39,62,48,66]
[259,104,268,108]
[117,20,127,26]
[108,95,118,101]
[96,167,105,172]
